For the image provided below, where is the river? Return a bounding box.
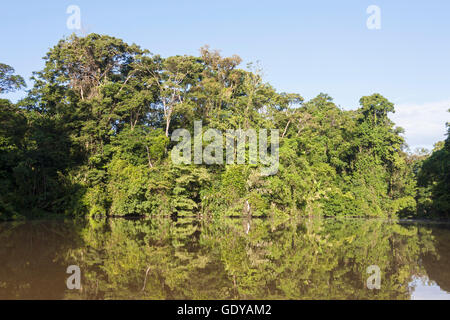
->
[0,217,449,299]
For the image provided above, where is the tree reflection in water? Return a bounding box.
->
[1,217,449,300]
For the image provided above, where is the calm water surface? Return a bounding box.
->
[0,217,449,300]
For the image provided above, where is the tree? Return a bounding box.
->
[0,63,26,94]
[416,114,450,217]
[1,34,445,220]
[151,55,203,137]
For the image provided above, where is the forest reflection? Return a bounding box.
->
[1,217,449,300]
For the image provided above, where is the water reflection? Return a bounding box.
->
[0,217,449,300]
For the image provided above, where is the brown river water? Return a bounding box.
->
[0,217,449,300]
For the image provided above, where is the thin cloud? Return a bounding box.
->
[390,100,450,151]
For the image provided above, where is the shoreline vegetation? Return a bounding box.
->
[2,214,450,224]
[0,33,449,222]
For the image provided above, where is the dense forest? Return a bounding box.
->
[0,33,448,221]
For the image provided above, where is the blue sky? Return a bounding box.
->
[1,0,449,149]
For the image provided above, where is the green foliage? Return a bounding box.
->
[0,63,25,94]
[416,119,450,218]
[0,34,447,220]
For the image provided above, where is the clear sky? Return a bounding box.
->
[1,0,449,149]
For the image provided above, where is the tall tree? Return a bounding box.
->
[0,63,26,94]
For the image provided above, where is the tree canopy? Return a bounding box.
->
[0,33,448,220]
